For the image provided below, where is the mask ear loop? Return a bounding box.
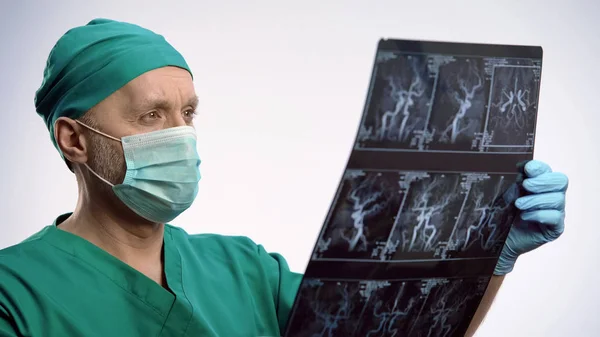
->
[75,120,121,142]
[74,119,122,187]
[84,163,116,187]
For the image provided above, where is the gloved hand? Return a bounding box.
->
[494,160,568,276]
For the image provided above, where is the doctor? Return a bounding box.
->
[0,18,568,337]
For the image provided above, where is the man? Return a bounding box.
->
[0,18,568,337]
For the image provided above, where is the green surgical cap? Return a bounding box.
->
[34,18,193,155]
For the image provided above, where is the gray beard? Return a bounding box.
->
[86,131,126,189]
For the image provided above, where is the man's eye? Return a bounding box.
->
[143,111,160,120]
[183,110,197,118]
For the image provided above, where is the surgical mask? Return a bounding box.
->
[76,121,201,224]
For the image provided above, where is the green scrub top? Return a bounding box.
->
[0,213,303,336]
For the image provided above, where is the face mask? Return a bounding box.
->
[76,121,201,224]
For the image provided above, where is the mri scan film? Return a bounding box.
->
[284,39,542,337]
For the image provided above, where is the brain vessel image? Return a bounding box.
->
[427,57,487,152]
[356,50,541,153]
[385,173,516,261]
[314,170,516,262]
[357,52,435,150]
[386,173,464,258]
[314,170,405,261]
[446,175,516,258]
[285,277,489,337]
[486,65,539,151]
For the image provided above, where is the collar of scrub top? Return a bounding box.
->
[41,213,192,320]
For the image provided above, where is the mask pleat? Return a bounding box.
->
[112,127,201,223]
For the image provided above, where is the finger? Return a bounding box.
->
[523,172,569,193]
[521,209,565,239]
[524,160,552,178]
[515,192,565,211]
[520,209,564,226]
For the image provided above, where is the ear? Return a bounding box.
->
[54,117,89,165]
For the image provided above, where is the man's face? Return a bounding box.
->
[81,66,198,186]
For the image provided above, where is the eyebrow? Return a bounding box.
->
[131,95,199,113]
[187,95,199,108]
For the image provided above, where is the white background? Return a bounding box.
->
[0,1,598,336]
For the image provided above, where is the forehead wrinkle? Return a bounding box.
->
[130,94,172,113]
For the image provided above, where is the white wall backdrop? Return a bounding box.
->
[0,0,598,336]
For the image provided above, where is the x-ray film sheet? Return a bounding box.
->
[284,39,543,337]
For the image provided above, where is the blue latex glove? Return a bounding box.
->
[494,160,568,275]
